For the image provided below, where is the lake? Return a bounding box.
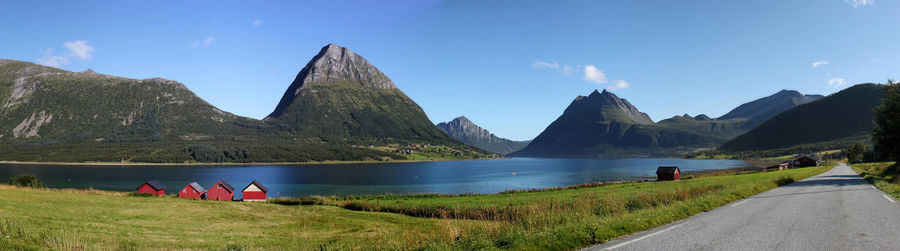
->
[0,158,749,198]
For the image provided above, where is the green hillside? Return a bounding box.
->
[0,60,407,162]
[0,45,487,163]
[718,83,885,152]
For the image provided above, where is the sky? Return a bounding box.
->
[1,0,897,141]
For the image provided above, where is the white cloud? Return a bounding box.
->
[532,60,574,76]
[583,65,607,84]
[608,80,629,90]
[846,0,873,8]
[828,78,847,88]
[62,40,94,59]
[35,49,69,67]
[190,37,216,47]
[253,20,262,27]
[35,40,93,68]
[811,61,829,67]
[532,60,559,69]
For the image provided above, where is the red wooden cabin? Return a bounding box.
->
[656,166,681,181]
[207,180,234,201]
[242,180,268,202]
[137,180,166,196]
[178,182,207,199]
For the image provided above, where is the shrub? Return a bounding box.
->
[775,176,794,186]
[8,173,44,188]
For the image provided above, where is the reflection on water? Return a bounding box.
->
[0,158,748,197]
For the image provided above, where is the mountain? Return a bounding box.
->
[718,90,824,129]
[510,90,730,158]
[718,84,885,152]
[265,44,455,145]
[436,116,529,155]
[0,44,489,163]
[0,59,412,162]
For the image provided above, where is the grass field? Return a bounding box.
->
[0,164,831,250]
[850,161,900,199]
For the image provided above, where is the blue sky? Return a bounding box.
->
[1,0,897,141]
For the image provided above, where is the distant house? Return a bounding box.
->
[207,180,235,201]
[656,166,681,181]
[242,180,268,202]
[793,156,820,167]
[137,180,166,196]
[178,182,207,199]
[778,162,792,170]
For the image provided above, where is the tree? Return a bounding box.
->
[873,79,900,161]
[844,141,867,163]
[8,173,44,188]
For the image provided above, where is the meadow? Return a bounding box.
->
[850,161,900,199]
[0,164,831,250]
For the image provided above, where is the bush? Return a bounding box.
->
[8,173,44,188]
[775,176,794,186]
[127,192,156,197]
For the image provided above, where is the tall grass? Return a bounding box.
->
[851,162,900,198]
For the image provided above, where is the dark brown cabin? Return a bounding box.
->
[656,166,681,181]
[793,156,820,167]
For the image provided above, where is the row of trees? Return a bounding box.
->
[845,80,899,164]
[872,80,900,162]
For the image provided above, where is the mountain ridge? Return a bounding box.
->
[436,116,529,155]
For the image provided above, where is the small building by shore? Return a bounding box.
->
[242,180,268,202]
[656,166,681,181]
[137,180,166,196]
[207,180,235,201]
[178,182,207,199]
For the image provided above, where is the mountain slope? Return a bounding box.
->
[0,59,408,162]
[510,90,728,158]
[718,84,885,152]
[436,116,529,155]
[264,44,455,145]
[718,90,823,129]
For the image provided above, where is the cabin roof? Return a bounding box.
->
[795,156,820,162]
[656,166,680,174]
[140,180,165,191]
[243,180,268,193]
[215,180,234,192]
[188,182,207,193]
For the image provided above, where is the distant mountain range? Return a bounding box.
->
[0,45,482,163]
[0,43,879,161]
[718,84,884,152]
[718,90,823,129]
[436,116,529,155]
[511,88,824,158]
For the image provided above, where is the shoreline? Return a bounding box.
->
[0,157,505,166]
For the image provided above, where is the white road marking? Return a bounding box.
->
[730,199,751,207]
[873,186,879,190]
[882,194,895,203]
[605,224,681,250]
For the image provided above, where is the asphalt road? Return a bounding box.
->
[588,163,900,251]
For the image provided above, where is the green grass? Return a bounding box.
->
[0,186,478,250]
[0,164,831,250]
[850,161,900,199]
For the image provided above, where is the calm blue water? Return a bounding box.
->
[0,158,748,197]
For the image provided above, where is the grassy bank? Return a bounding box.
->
[0,165,830,250]
[850,162,900,198]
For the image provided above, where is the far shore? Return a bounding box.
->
[0,157,505,167]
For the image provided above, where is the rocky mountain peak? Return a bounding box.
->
[300,43,396,90]
[437,116,530,155]
[565,89,654,125]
